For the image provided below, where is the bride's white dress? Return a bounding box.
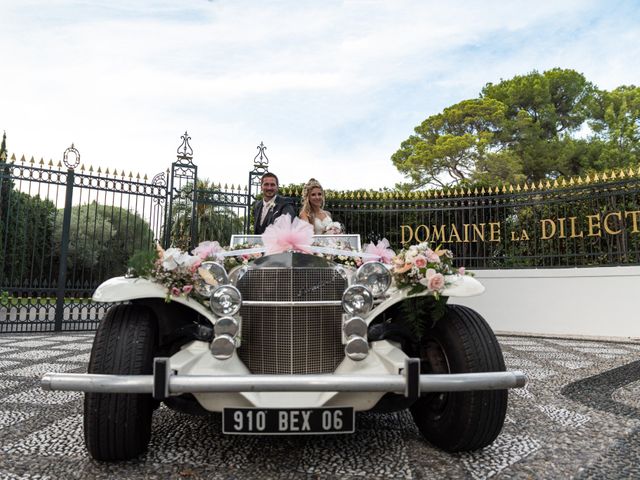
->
[313,215,332,235]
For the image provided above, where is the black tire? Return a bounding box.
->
[84,304,158,461]
[410,304,507,452]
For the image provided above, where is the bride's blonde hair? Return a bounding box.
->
[300,178,324,225]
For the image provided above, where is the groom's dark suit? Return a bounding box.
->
[253,195,296,234]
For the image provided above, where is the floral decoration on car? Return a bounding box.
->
[391,242,469,297]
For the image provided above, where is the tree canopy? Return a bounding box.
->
[392,68,639,188]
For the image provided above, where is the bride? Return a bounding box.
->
[299,178,333,234]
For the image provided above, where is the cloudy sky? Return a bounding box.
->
[1,0,639,190]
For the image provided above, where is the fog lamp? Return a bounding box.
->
[343,316,367,339]
[342,285,373,315]
[214,316,240,337]
[345,335,369,361]
[211,334,235,360]
[355,262,391,296]
[194,261,229,297]
[210,285,242,316]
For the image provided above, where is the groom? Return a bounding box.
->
[253,172,296,234]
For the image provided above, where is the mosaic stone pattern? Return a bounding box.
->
[0,332,638,479]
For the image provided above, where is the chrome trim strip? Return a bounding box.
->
[42,370,527,394]
[241,300,343,307]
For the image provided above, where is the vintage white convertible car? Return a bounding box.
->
[42,234,525,461]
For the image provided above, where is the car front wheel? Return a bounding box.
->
[410,304,508,452]
[84,304,158,461]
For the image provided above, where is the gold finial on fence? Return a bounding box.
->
[629,166,635,177]
[560,178,566,186]
[10,153,16,162]
[636,165,640,175]
[617,169,624,179]
[113,169,118,176]
[569,177,575,185]
[516,184,521,192]
[509,185,514,193]
[136,172,141,179]
[29,156,35,164]
[57,160,62,167]
[602,171,608,181]
[553,179,558,188]
[20,155,26,163]
[144,174,148,181]
[80,164,85,171]
[127,171,132,178]
[593,172,600,181]
[105,168,110,175]
[48,159,54,167]
[38,157,44,165]
[88,165,94,173]
[523,183,529,191]
[97,167,101,174]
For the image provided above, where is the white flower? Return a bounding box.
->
[162,248,199,271]
[405,246,419,263]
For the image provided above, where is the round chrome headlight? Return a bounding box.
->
[194,261,229,298]
[211,334,235,360]
[355,262,391,296]
[343,316,367,338]
[214,316,240,337]
[345,335,369,361]
[210,285,242,316]
[342,285,373,316]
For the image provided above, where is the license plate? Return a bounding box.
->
[223,407,355,435]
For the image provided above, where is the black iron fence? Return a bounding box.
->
[0,146,167,332]
[1,132,639,332]
[318,173,640,268]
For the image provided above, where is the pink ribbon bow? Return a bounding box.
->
[262,214,314,255]
[363,238,395,264]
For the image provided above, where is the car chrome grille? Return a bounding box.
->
[236,267,346,374]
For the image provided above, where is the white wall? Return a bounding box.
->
[450,266,640,340]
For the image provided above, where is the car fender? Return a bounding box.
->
[93,276,215,320]
[368,274,485,324]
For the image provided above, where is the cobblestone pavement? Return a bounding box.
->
[0,333,638,479]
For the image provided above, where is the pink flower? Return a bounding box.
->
[427,273,445,291]
[414,255,427,268]
[355,257,363,267]
[364,238,396,265]
[425,249,440,263]
[182,285,193,294]
[458,267,466,275]
[171,287,181,296]
[189,259,202,273]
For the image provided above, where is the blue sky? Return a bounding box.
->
[1,0,639,189]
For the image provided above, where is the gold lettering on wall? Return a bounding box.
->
[399,209,640,245]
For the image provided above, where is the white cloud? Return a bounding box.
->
[0,0,638,190]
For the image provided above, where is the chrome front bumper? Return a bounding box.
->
[41,358,527,403]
